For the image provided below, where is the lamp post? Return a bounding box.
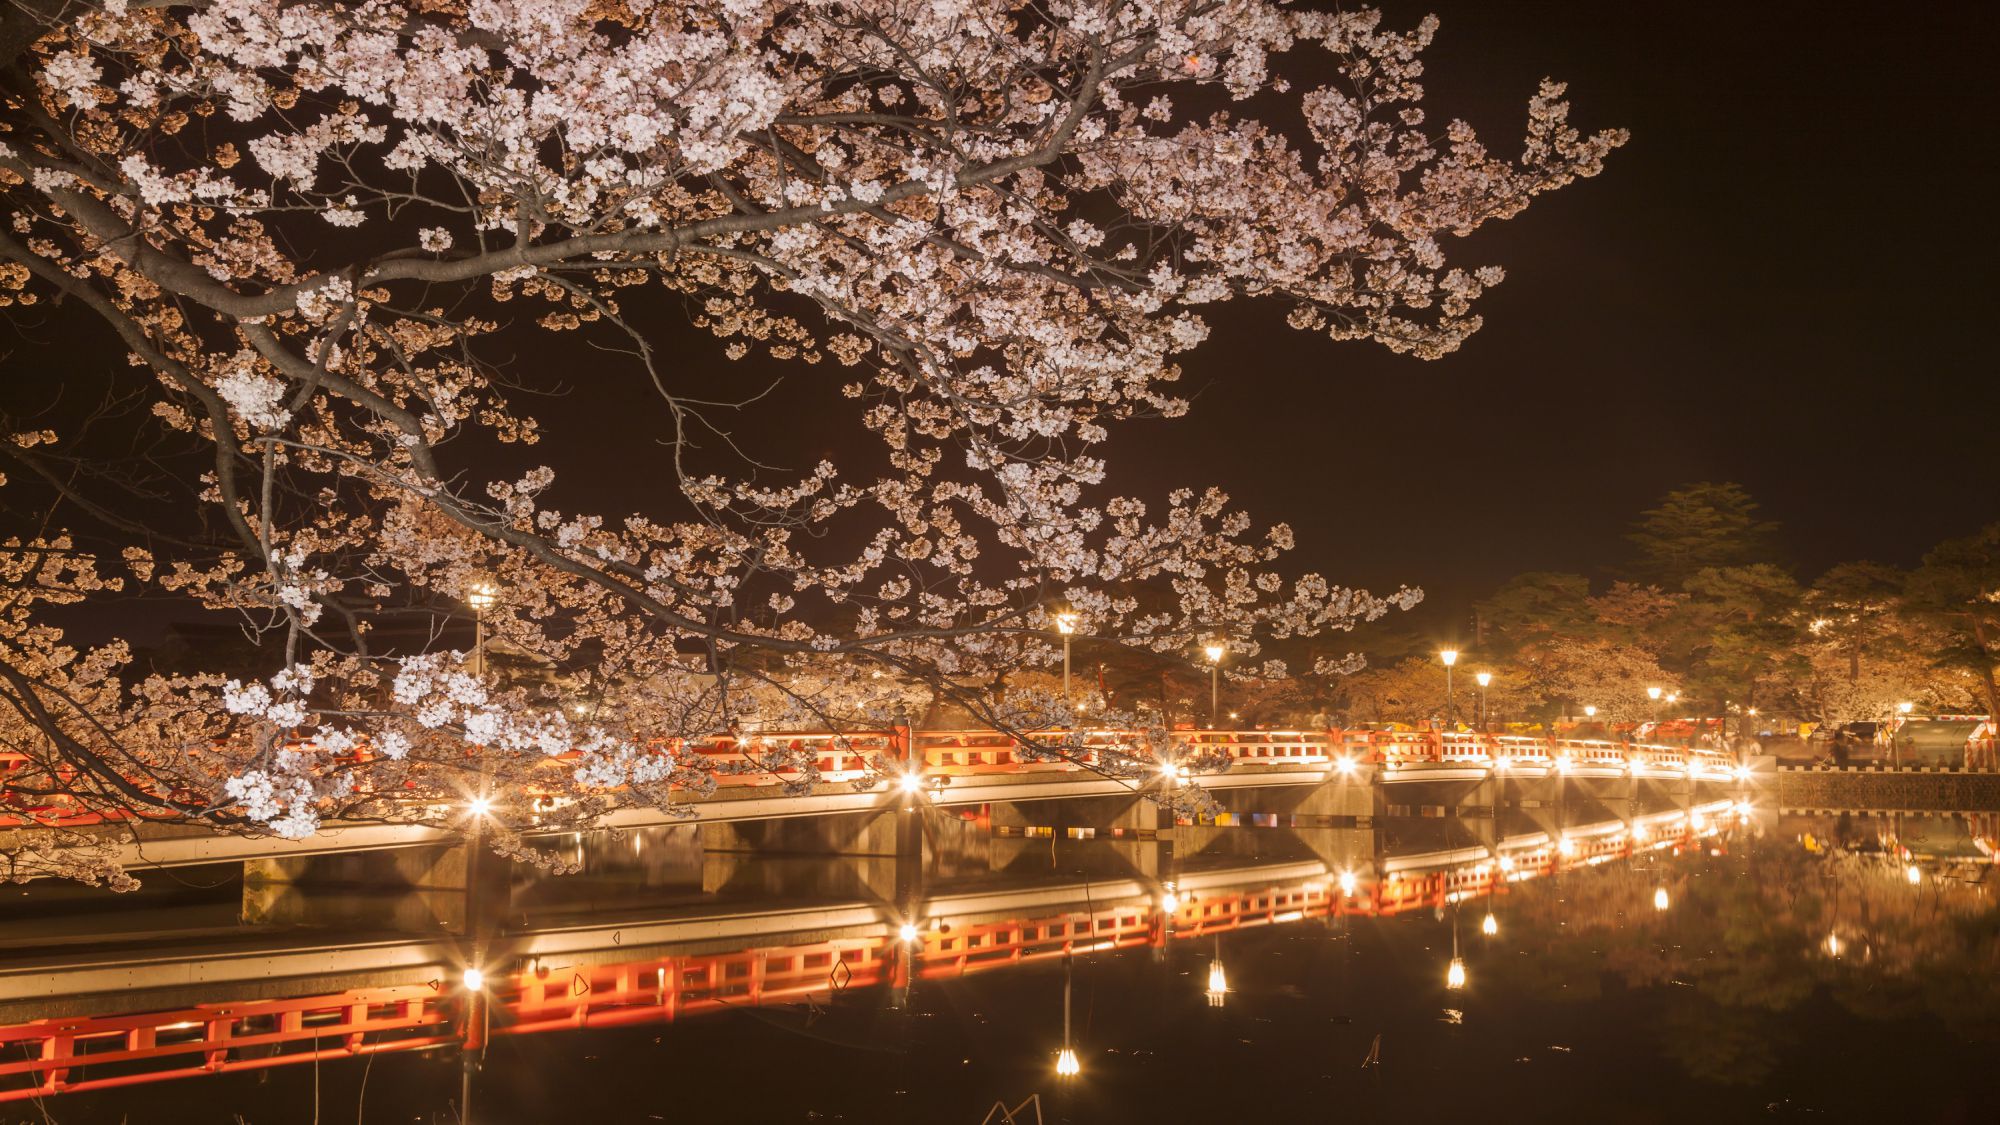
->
[1203,642,1226,728]
[1440,649,1458,728]
[1056,612,1078,705]
[1475,671,1492,729]
[468,582,498,678]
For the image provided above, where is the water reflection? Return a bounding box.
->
[1,787,1994,1122]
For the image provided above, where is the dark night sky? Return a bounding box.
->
[6,0,1998,639]
[1104,0,2000,618]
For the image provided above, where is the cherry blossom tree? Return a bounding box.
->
[0,0,1623,863]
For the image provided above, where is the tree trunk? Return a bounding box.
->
[1971,619,2000,720]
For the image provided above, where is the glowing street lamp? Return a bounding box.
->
[1203,642,1227,727]
[467,582,499,677]
[1647,687,1663,701]
[1055,611,1078,704]
[461,966,485,992]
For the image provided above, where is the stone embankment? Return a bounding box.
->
[1775,765,2000,812]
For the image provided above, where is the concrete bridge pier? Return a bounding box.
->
[986,792,1160,877]
[699,808,905,898]
[241,842,475,930]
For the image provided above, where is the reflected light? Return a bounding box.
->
[1825,932,1844,957]
[1481,912,1498,936]
[1905,864,1922,886]
[1653,887,1670,912]
[461,967,485,991]
[1055,1047,1081,1077]
[1206,960,1228,1006]
[1446,958,1467,989]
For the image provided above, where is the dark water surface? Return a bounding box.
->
[3,792,1995,1124]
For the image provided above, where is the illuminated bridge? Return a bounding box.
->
[7,726,1743,872]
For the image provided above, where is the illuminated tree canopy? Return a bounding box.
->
[0,0,1624,862]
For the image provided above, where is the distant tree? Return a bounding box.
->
[1801,562,1906,681]
[1336,656,1452,725]
[1475,572,1593,655]
[1586,580,1685,657]
[1627,483,1778,586]
[1674,564,1804,734]
[1904,525,2000,720]
[1513,636,1675,722]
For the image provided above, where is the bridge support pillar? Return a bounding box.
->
[241,845,471,929]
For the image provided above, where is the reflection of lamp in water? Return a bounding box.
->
[1446,957,1467,990]
[1653,887,1670,911]
[1206,957,1228,1007]
[1904,863,1922,886]
[1055,952,1081,1077]
[1825,932,1844,957]
[1481,912,1498,937]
